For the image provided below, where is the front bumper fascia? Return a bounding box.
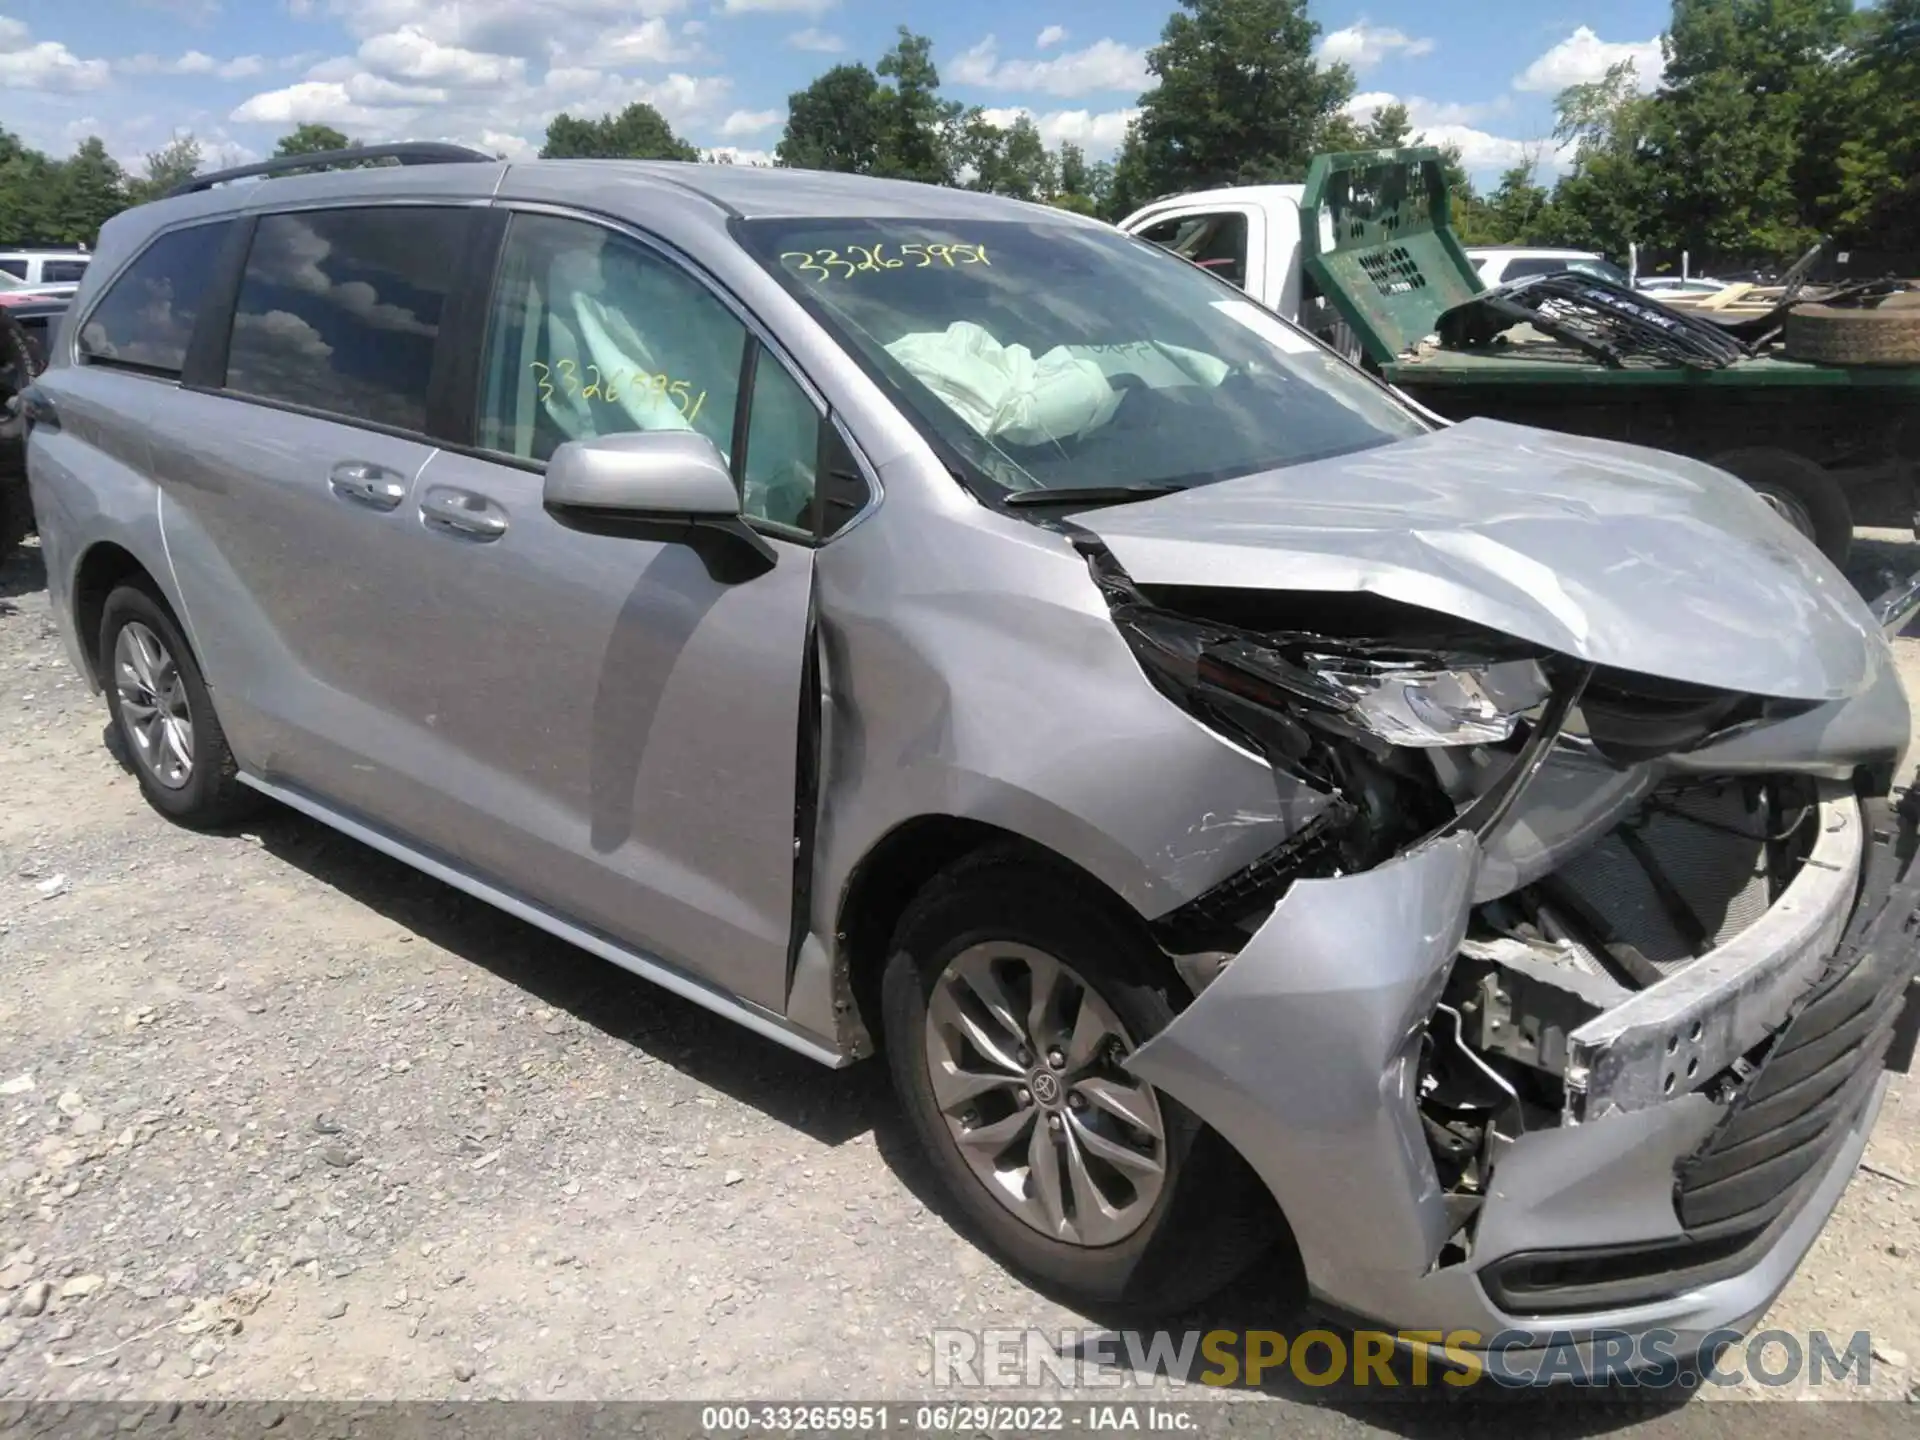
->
[1126,787,1920,1359]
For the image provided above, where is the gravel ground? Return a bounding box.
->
[1,529,1918,1421]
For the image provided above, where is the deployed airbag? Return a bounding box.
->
[885,321,1122,447]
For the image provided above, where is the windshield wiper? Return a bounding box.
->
[1003,484,1183,509]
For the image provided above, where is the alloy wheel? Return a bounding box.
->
[114,620,195,789]
[923,942,1166,1246]
[1755,486,1818,545]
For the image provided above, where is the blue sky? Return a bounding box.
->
[0,0,1677,183]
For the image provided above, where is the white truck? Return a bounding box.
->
[1115,151,1920,565]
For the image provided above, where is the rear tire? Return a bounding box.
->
[0,478,29,569]
[0,307,39,567]
[881,845,1276,1316]
[1710,447,1852,568]
[99,580,262,828]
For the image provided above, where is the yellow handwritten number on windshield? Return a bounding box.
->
[780,242,989,281]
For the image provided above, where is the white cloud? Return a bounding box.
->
[118,51,270,79]
[1035,25,1067,49]
[0,18,111,92]
[1514,27,1663,93]
[230,80,388,128]
[786,27,843,53]
[587,18,700,66]
[228,0,735,157]
[358,27,525,86]
[1316,22,1435,72]
[344,72,448,105]
[719,0,837,14]
[1412,123,1550,176]
[720,108,780,137]
[1343,91,1566,180]
[703,145,773,165]
[978,104,1138,156]
[950,36,1149,97]
[323,0,691,61]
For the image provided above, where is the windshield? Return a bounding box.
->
[1566,257,1632,287]
[736,218,1427,499]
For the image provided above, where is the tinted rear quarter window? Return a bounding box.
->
[43,261,88,284]
[225,207,467,432]
[0,260,24,279]
[78,222,233,375]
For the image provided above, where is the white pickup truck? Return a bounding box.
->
[1117,184,1359,348]
[1116,152,1920,564]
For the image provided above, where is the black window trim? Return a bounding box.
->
[186,199,492,448]
[73,215,242,382]
[442,200,880,547]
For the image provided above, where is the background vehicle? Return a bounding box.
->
[1636,274,1738,296]
[1121,149,1920,567]
[25,145,1920,1361]
[0,246,89,292]
[0,296,61,562]
[1466,245,1632,288]
[0,271,80,301]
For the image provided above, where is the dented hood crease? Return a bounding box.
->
[1077,419,1883,703]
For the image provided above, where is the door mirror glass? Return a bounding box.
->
[544,430,741,521]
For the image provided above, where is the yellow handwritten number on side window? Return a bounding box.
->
[527,363,706,424]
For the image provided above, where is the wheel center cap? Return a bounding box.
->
[1029,1069,1062,1107]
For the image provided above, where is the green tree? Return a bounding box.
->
[1321,99,1414,152]
[1057,141,1090,198]
[1542,59,1664,256]
[50,138,128,245]
[1470,158,1556,245]
[959,112,1054,200]
[1832,0,1920,243]
[0,130,59,244]
[776,63,883,172]
[273,124,353,157]
[1129,0,1353,196]
[1104,121,1153,219]
[1554,0,1853,261]
[539,103,699,161]
[129,133,203,204]
[872,27,957,184]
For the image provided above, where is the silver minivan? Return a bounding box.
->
[24,144,1920,1375]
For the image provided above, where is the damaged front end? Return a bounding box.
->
[1085,538,1920,1354]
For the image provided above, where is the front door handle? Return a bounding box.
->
[329,461,407,511]
[421,485,508,541]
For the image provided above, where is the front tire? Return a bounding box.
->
[99,581,261,828]
[1711,447,1852,567]
[881,846,1274,1314]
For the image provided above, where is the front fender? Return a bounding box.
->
[1125,834,1479,1312]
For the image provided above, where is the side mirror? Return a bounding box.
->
[543,430,775,578]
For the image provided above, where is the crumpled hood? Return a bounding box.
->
[1077,418,1885,703]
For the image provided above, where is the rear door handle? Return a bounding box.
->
[329,460,407,511]
[421,485,508,541]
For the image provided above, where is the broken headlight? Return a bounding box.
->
[1306,657,1553,749]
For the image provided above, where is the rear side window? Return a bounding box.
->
[43,260,88,284]
[1136,212,1249,289]
[225,207,467,432]
[1501,258,1569,281]
[78,221,233,376]
[0,260,24,279]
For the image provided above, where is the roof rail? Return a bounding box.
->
[164,142,497,198]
